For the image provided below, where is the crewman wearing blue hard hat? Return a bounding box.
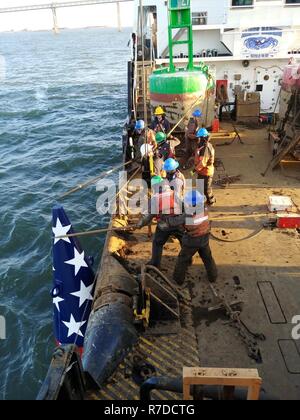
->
[163,158,185,199]
[158,189,218,286]
[184,190,206,206]
[194,127,216,206]
[136,154,187,268]
[135,119,145,132]
[184,108,203,166]
[163,158,179,171]
[133,119,156,162]
[192,109,203,118]
[136,177,184,269]
[175,189,217,285]
[196,127,209,138]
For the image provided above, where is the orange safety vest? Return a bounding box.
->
[185,211,210,237]
[151,190,177,222]
[194,143,215,177]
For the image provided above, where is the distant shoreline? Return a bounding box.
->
[0,26,133,34]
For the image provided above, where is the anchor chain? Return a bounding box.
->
[209,284,265,363]
[229,314,264,363]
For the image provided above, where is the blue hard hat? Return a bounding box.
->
[192,109,202,118]
[135,120,145,130]
[196,127,209,138]
[184,190,206,207]
[163,158,179,172]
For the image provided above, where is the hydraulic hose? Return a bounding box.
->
[140,376,279,400]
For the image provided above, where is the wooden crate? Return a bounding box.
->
[183,367,262,401]
[236,92,260,123]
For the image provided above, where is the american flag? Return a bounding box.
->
[51,205,95,349]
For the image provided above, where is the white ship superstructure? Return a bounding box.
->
[134,0,300,112]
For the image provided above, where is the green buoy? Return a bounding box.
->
[149,0,215,128]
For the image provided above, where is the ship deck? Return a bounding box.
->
[89,123,300,400]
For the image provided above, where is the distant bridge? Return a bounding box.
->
[0,0,134,33]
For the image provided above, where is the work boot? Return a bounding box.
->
[202,252,218,283]
[207,265,218,283]
[208,274,218,283]
[173,267,186,286]
[173,275,185,287]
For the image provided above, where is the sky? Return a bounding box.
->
[0,0,134,31]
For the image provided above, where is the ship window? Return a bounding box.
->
[285,0,300,4]
[231,0,254,6]
[192,12,207,25]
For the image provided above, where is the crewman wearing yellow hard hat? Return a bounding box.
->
[151,106,171,134]
[154,106,165,116]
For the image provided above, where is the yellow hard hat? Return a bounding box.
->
[154,106,165,116]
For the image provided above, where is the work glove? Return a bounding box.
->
[127,225,137,232]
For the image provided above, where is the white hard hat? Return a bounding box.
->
[140,143,153,157]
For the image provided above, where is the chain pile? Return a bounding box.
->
[209,284,265,363]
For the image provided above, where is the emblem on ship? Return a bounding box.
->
[244,36,279,50]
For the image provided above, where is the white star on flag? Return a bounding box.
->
[62,314,86,338]
[53,296,64,311]
[65,248,88,276]
[71,281,93,308]
[52,218,71,245]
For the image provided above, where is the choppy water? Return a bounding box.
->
[0,28,131,400]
